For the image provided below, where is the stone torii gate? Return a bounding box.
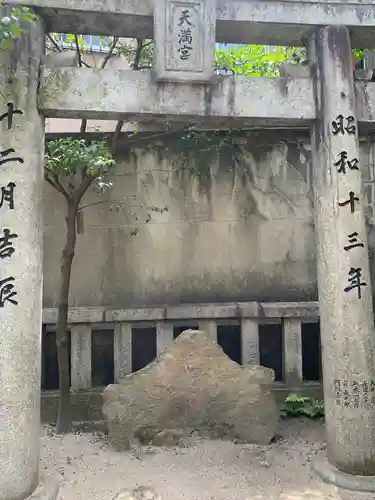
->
[2,0,375,498]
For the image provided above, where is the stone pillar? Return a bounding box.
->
[114,323,132,382]
[241,319,260,365]
[198,320,217,342]
[282,319,303,388]
[310,26,375,478]
[0,10,57,500]
[71,324,92,390]
[156,322,174,356]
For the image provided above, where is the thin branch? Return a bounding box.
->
[44,171,69,199]
[73,175,96,205]
[74,34,83,68]
[77,37,87,133]
[112,120,124,152]
[73,35,88,134]
[78,200,116,211]
[110,38,147,150]
[51,171,70,197]
[124,128,185,148]
[133,38,144,70]
[80,119,87,134]
[47,33,63,52]
[101,36,119,69]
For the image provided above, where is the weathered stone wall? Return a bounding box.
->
[42,131,375,307]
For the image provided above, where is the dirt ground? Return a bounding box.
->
[40,419,374,500]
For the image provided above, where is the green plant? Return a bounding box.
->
[280,394,324,419]
[0,4,37,49]
[45,138,115,434]
[45,137,168,434]
[214,45,306,77]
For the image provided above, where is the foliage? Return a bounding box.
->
[45,137,168,226]
[280,394,324,419]
[45,138,115,181]
[0,3,37,49]
[214,45,306,77]
[46,34,308,77]
[47,33,99,52]
[118,39,153,70]
[45,137,116,435]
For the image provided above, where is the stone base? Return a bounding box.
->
[312,456,375,493]
[26,475,59,500]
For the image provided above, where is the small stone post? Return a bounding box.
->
[0,10,57,500]
[310,25,375,483]
[71,324,92,390]
[114,323,132,381]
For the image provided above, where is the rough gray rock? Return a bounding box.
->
[112,486,161,500]
[102,330,279,450]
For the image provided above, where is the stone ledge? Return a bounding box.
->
[26,475,59,500]
[40,68,315,126]
[166,303,243,320]
[260,302,319,319]
[105,308,165,322]
[312,456,375,492]
[42,302,320,324]
[8,0,375,47]
[43,307,105,324]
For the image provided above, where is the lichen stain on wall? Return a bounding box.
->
[42,135,375,308]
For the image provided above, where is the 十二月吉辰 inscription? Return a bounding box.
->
[0,102,23,130]
[0,102,24,308]
[0,148,24,168]
[0,228,18,259]
[0,276,18,307]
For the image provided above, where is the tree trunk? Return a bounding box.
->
[55,200,78,434]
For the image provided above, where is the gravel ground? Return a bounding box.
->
[40,419,374,500]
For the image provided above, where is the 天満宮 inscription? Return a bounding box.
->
[177,9,195,60]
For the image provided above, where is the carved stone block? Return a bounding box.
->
[153,0,215,83]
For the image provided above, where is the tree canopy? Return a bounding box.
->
[0,3,36,49]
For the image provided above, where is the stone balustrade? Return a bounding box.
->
[42,301,322,396]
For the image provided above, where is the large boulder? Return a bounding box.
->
[112,487,161,500]
[102,330,279,450]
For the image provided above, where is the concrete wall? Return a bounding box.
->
[42,131,375,308]
[45,50,131,135]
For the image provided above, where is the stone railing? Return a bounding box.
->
[42,301,322,394]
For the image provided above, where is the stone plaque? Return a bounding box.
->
[153,0,215,83]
